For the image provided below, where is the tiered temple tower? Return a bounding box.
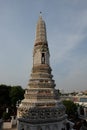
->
[17,15,67,130]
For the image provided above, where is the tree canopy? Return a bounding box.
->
[0,84,24,118]
[10,86,24,106]
[63,100,77,119]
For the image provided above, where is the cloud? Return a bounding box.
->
[49,8,87,92]
[0,0,87,92]
[50,9,87,64]
[58,57,87,92]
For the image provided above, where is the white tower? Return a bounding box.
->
[17,14,67,130]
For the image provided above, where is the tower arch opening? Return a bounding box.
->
[41,52,45,64]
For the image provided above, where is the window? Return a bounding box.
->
[41,53,45,64]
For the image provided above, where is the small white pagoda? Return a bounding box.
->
[17,14,68,130]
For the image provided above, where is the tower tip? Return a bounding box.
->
[40,11,42,16]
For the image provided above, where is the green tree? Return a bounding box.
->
[9,86,24,115]
[0,84,24,118]
[0,84,11,105]
[63,100,77,119]
[0,84,11,118]
[10,86,24,107]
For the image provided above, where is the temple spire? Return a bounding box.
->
[17,15,67,130]
[33,15,50,66]
[35,14,47,44]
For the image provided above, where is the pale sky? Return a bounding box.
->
[0,0,87,92]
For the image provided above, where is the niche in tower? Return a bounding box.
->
[41,53,45,64]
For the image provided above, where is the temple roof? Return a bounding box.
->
[35,14,47,44]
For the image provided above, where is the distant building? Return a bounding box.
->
[74,95,87,121]
[17,15,73,130]
[61,93,87,121]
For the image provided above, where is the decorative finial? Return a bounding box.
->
[40,12,42,16]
